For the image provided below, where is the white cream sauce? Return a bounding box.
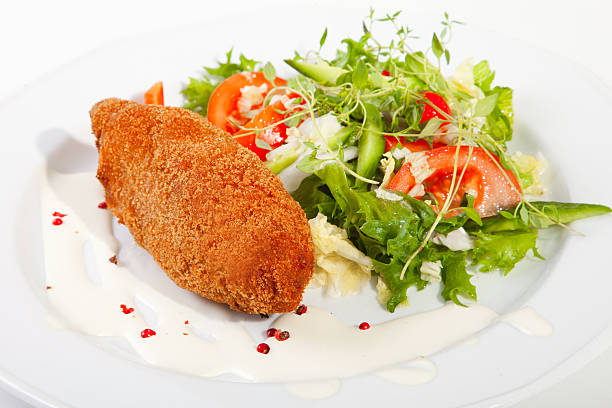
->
[284,379,342,399]
[41,170,552,394]
[375,358,437,385]
[502,307,554,337]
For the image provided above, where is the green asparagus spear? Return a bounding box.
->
[467,201,611,233]
[354,103,385,189]
[284,59,347,85]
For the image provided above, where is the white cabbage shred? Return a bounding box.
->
[432,227,474,251]
[308,213,372,297]
[420,261,443,283]
[511,151,548,196]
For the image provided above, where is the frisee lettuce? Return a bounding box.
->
[471,230,542,274]
[471,60,514,143]
[293,163,480,311]
[292,163,610,311]
[180,11,612,311]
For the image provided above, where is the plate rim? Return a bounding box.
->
[2,7,612,408]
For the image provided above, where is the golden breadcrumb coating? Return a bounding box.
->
[90,98,314,314]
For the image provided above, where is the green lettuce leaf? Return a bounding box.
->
[440,251,477,305]
[471,230,542,275]
[295,163,472,311]
[486,86,514,142]
[472,60,514,143]
[293,164,610,311]
[289,175,336,219]
[373,258,426,312]
[204,51,258,77]
[473,60,495,93]
[180,78,216,116]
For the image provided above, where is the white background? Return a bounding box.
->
[1,0,611,406]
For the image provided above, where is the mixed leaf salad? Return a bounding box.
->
[181,11,610,312]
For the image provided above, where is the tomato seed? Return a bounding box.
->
[275,330,290,341]
[295,304,307,315]
[140,329,156,338]
[257,343,270,354]
[120,304,134,314]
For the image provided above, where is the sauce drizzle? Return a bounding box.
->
[41,170,551,391]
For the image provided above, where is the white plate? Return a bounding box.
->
[1,6,612,408]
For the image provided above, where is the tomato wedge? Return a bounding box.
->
[383,137,445,152]
[387,146,522,217]
[144,82,164,105]
[207,71,287,134]
[233,100,290,161]
[419,91,451,123]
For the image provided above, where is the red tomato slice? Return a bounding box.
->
[419,91,451,123]
[386,162,416,194]
[384,92,452,150]
[207,71,287,134]
[233,100,290,161]
[383,137,446,152]
[387,146,522,217]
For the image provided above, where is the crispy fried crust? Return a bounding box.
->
[90,98,314,314]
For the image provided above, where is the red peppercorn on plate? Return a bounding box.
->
[1,6,612,408]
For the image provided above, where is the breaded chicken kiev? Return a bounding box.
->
[90,98,314,314]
